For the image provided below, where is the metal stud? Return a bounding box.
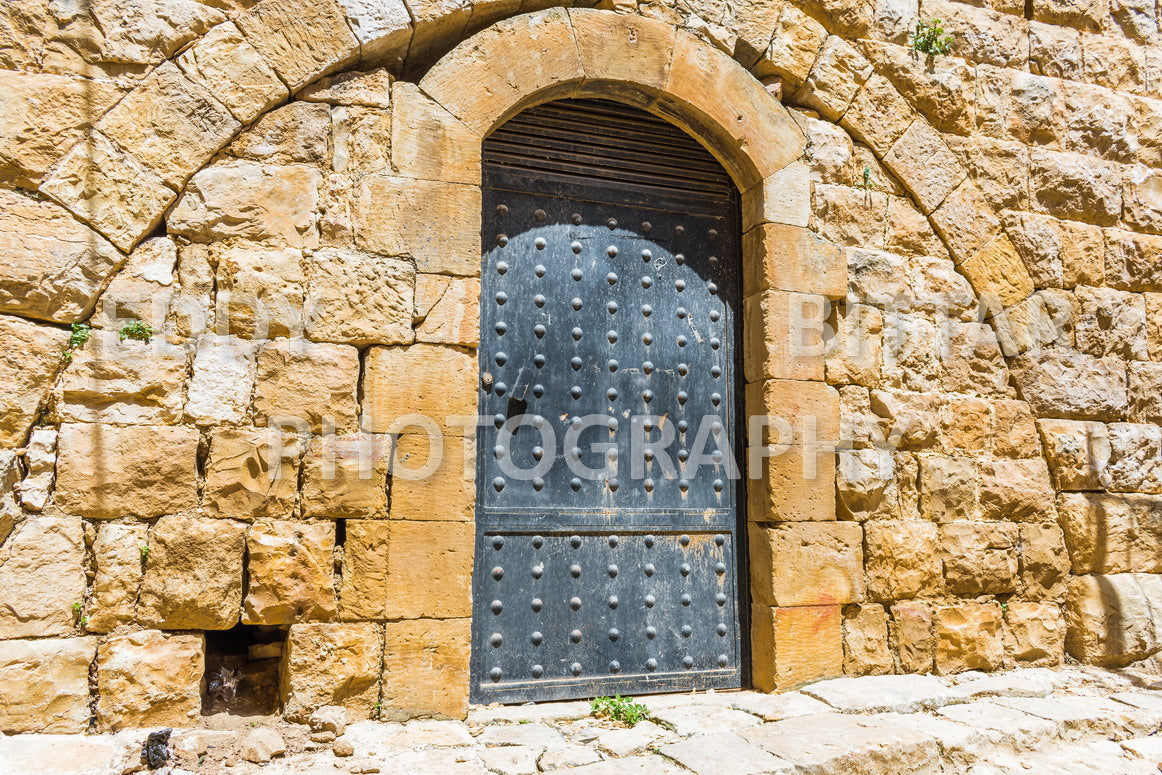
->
[717,624,728,636]
[531,665,544,678]
[572,213,582,225]
[718,654,729,667]
[641,276,652,288]
[496,204,508,215]
[644,535,655,547]
[609,628,620,641]
[531,632,543,645]
[496,260,508,274]
[645,594,655,607]
[680,563,691,577]
[572,297,583,310]
[714,534,725,546]
[534,324,546,338]
[534,237,546,250]
[609,661,621,673]
[607,245,618,257]
[570,535,582,548]
[495,322,507,335]
[534,354,546,367]
[534,208,546,220]
[571,629,582,642]
[642,361,654,374]
[608,595,618,609]
[571,356,582,369]
[497,235,509,247]
[571,662,582,676]
[535,265,546,277]
[570,386,582,399]
[534,294,546,307]
[493,478,506,492]
[607,330,618,343]
[571,477,582,492]
[646,658,657,671]
[490,667,503,681]
[675,253,685,265]
[495,291,508,305]
[571,241,583,254]
[681,625,692,637]
[491,600,503,614]
[644,564,655,577]
[571,268,583,281]
[675,279,686,291]
[532,477,544,491]
[642,333,653,345]
[492,536,504,550]
[570,597,582,611]
[682,656,694,669]
[570,564,581,578]
[490,633,503,647]
[607,272,618,285]
[533,536,544,548]
[646,626,657,639]
[641,249,652,261]
[641,304,652,317]
[492,566,505,580]
[607,218,618,229]
[681,594,692,606]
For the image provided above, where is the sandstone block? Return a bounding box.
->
[84,0,223,65]
[88,523,147,633]
[301,68,394,108]
[1011,350,1128,421]
[1018,522,1070,601]
[1065,573,1161,666]
[389,82,477,184]
[389,434,475,521]
[231,102,331,165]
[41,130,176,252]
[826,303,883,387]
[236,0,359,91]
[0,70,123,189]
[743,223,846,300]
[0,517,85,639]
[281,623,381,722]
[333,105,392,174]
[750,522,864,607]
[919,455,979,522]
[940,397,992,454]
[340,520,390,620]
[305,249,414,346]
[414,274,480,346]
[938,522,1018,596]
[1029,148,1122,226]
[91,236,175,331]
[842,74,913,152]
[381,618,470,721]
[95,61,239,188]
[793,36,872,121]
[959,234,1035,308]
[760,4,828,88]
[1005,602,1065,667]
[335,0,411,63]
[185,334,257,425]
[842,604,893,676]
[743,290,828,383]
[0,313,68,445]
[1074,285,1148,359]
[836,448,896,521]
[994,400,1041,459]
[55,335,189,424]
[747,443,836,523]
[742,162,811,232]
[384,521,472,619]
[869,390,942,450]
[890,602,935,673]
[1037,419,1110,490]
[1058,492,1162,575]
[929,181,1001,264]
[1104,228,1162,293]
[934,603,1004,674]
[216,244,306,339]
[177,21,288,124]
[16,427,56,512]
[254,339,360,434]
[138,515,246,630]
[0,637,96,733]
[1122,165,1162,234]
[204,427,302,520]
[570,8,675,94]
[301,434,390,519]
[1129,362,1162,422]
[244,520,337,625]
[746,379,839,446]
[353,174,480,275]
[883,119,966,213]
[0,189,125,323]
[55,423,199,519]
[168,161,322,248]
[1106,423,1162,494]
[420,8,582,136]
[865,520,941,601]
[362,345,476,436]
[978,458,1056,522]
[752,604,842,691]
[96,630,203,731]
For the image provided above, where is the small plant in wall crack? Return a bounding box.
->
[60,322,90,363]
[910,18,954,58]
[119,319,153,343]
[591,695,650,727]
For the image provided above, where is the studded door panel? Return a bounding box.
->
[471,99,743,704]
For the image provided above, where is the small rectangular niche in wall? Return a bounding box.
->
[202,623,285,716]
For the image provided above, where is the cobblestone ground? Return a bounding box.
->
[2,666,1160,775]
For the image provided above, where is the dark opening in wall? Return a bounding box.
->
[201,624,285,716]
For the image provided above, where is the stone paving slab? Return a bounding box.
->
[800,674,962,713]
[726,691,832,721]
[660,731,793,775]
[936,700,1060,750]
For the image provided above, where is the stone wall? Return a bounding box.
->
[0,0,1159,733]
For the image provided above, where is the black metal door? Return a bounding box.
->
[471,99,743,704]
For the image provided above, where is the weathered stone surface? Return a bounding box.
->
[91,235,175,330]
[744,290,828,383]
[1129,363,1162,423]
[748,443,837,523]
[1068,574,1162,666]
[168,161,322,248]
[282,622,381,722]
[333,104,392,174]
[177,21,288,124]
[842,604,893,676]
[935,603,1005,674]
[0,637,96,733]
[1123,166,1162,234]
[340,520,390,620]
[254,339,360,433]
[0,314,67,445]
[1038,419,1110,490]
[793,36,872,121]
[750,523,863,607]
[95,61,239,188]
[939,522,1018,596]
[238,727,286,763]
[884,119,966,213]
[1075,286,1148,360]
[0,189,125,323]
[236,0,359,91]
[185,334,257,424]
[305,249,414,346]
[1030,148,1122,226]
[1005,602,1065,666]
[231,102,331,165]
[752,604,842,691]
[804,673,958,713]
[1105,228,1162,292]
[381,618,470,721]
[301,68,394,108]
[301,434,390,518]
[215,244,306,338]
[96,630,203,731]
[0,70,123,188]
[414,274,480,346]
[977,458,1061,522]
[15,427,55,512]
[760,4,828,88]
[960,234,1035,307]
[244,520,337,625]
[1011,350,1128,421]
[0,517,84,639]
[919,455,979,522]
[1106,423,1162,494]
[56,423,199,519]
[354,174,479,275]
[390,81,478,184]
[865,520,940,602]
[389,433,474,521]
[138,515,246,630]
[661,731,789,775]
[1058,493,1162,574]
[88,522,147,633]
[204,427,301,520]
[55,335,189,424]
[1018,522,1071,601]
[87,0,224,65]
[384,521,472,619]
[363,345,476,435]
[742,712,941,774]
[891,602,935,673]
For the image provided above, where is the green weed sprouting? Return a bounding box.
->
[910,18,954,57]
[119,319,153,342]
[590,695,650,727]
[61,322,91,363]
